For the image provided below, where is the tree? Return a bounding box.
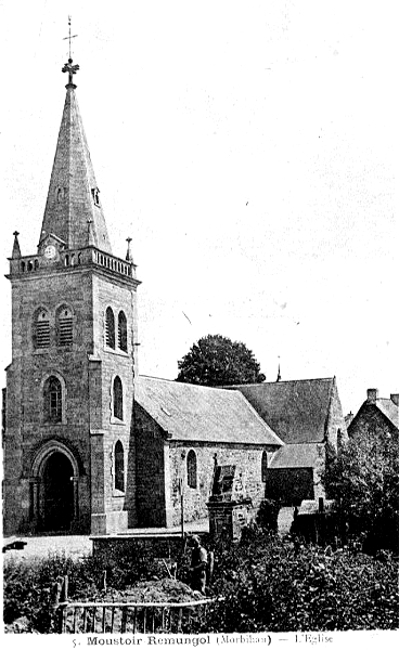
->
[176,334,266,386]
[322,432,399,552]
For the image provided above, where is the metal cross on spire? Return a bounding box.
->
[62,16,79,88]
[63,15,78,60]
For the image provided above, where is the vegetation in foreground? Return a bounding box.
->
[3,532,398,633]
[322,433,399,554]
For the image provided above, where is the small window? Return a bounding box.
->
[187,450,197,489]
[118,311,128,352]
[56,306,73,346]
[113,376,123,420]
[114,440,125,491]
[261,451,268,482]
[44,376,62,423]
[91,187,100,207]
[105,307,115,348]
[34,309,50,348]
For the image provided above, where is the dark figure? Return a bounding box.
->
[189,535,207,595]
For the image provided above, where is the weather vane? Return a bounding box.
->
[62,16,79,88]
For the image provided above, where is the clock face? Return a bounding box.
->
[44,245,56,260]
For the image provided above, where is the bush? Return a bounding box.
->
[322,433,399,553]
[256,498,281,532]
[3,544,167,633]
[199,533,399,632]
[4,535,399,633]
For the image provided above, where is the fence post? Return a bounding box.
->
[52,576,64,609]
[61,575,69,602]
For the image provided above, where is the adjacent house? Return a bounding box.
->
[348,389,399,441]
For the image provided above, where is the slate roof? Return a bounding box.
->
[269,443,321,469]
[135,376,283,446]
[376,399,399,430]
[230,378,335,444]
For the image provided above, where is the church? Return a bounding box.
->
[2,53,347,536]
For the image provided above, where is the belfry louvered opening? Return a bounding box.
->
[35,310,50,348]
[57,307,73,346]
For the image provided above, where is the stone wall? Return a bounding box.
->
[3,263,139,536]
[4,270,95,534]
[134,403,168,528]
[325,380,348,453]
[167,442,269,527]
[91,273,139,532]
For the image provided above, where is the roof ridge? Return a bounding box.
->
[231,377,335,388]
[139,375,235,393]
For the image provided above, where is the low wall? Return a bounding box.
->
[91,532,207,560]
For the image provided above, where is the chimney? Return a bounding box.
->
[390,393,399,406]
[367,388,378,403]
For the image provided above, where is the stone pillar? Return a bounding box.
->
[207,499,251,542]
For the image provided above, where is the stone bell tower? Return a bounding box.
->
[3,44,140,535]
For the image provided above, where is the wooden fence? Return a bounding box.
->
[57,598,214,634]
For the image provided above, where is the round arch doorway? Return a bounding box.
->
[41,452,74,532]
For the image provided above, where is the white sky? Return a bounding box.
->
[0,0,397,415]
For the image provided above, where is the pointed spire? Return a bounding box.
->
[126,237,134,263]
[39,23,112,254]
[12,231,21,259]
[276,357,281,382]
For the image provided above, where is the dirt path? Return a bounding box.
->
[3,535,92,560]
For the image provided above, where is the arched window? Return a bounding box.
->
[34,309,50,348]
[261,450,268,482]
[187,450,197,489]
[114,440,125,491]
[43,376,63,423]
[105,307,115,348]
[118,311,128,352]
[113,376,123,420]
[56,305,73,346]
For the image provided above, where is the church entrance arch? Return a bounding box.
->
[31,441,79,533]
[42,452,74,531]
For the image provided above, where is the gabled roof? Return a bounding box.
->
[135,376,283,446]
[269,443,321,469]
[376,399,399,430]
[39,68,112,253]
[348,397,399,435]
[230,378,336,444]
